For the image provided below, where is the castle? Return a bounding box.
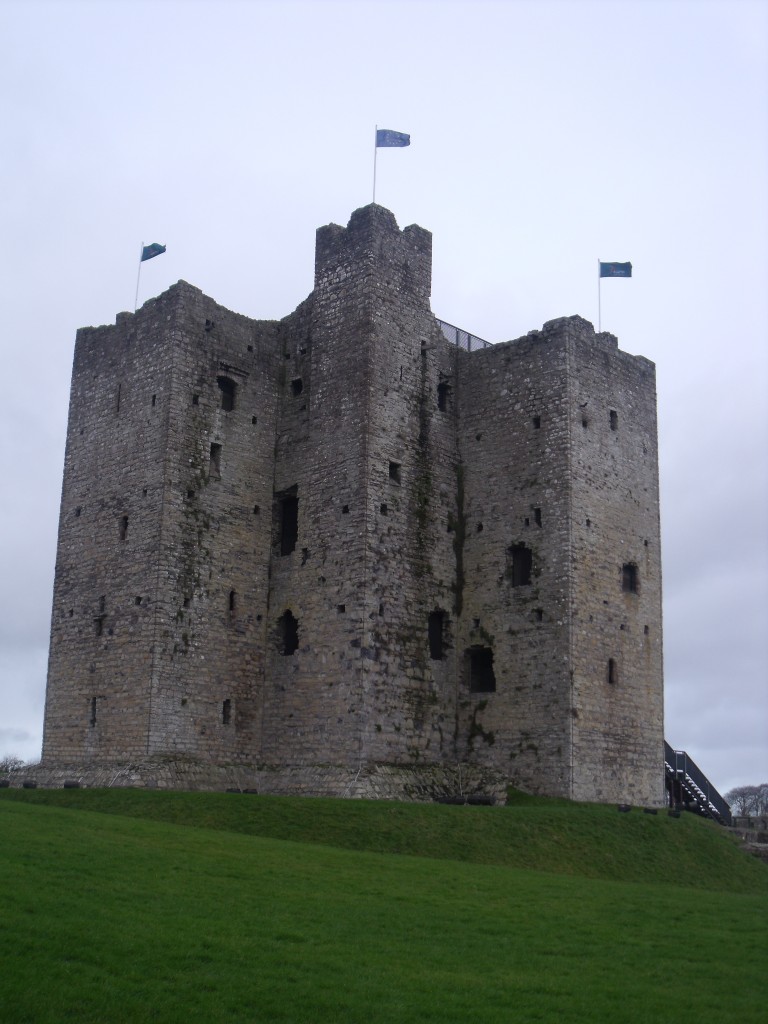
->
[42,204,664,804]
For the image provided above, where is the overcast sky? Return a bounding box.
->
[1,0,765,796]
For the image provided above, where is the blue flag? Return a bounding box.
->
[600,261,632,278]
[141,243,166,262]
[376,129,410,148]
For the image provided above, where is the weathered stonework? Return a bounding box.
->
[42,205,664,804]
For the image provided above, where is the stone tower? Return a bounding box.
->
[42,205,664,804]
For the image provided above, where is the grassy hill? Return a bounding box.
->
[1,788,766,1024]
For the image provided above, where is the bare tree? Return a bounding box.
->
[0,754,25,775]
[725,784,768,816]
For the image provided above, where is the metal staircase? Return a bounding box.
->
[664,741,732,826]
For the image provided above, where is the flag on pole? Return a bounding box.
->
[599,261,632,278]
[376,129,410,148]
[141,243,166,262]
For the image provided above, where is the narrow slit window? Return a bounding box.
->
[428,609,446,660]
[468,648,496,693]
[274,487,299,556]
[229,590,236,614]
[622,563,638,594]
[437,382,450,412]
[509,544,533,587]
[90,696,97,727]
[534,508,542,527]
[610,409,618,431]
[279,610,299,655]
[532,415,541,429]
[389,461,401,484]
[222,699,232,725]
[119,516,128,541]
[607,658,618,685]
[209,443,222,479]
[217,376,236,411]
[116,384,122,415]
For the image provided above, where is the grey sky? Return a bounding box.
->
[1,0,766,795]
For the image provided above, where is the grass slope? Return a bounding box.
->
[2,786,766,892]
[1,792,766,1024]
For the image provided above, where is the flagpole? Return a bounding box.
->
[135,242,144,313]
[373,125,378,204]
[597,258,601,332]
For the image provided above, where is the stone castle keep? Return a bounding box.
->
[42,204,664,803]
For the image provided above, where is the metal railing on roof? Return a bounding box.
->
[437,318,491,352]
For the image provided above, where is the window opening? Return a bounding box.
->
[607,658,618,685]
[90,697,97,727]
[509,544,533,587]
[622,563,638,594]
[229,590,236,613]
[337,604,346,614]
[468,648,496,693]
[116,384,121,415]
[380,503,388,516]
[187,489,195,499]
[476,522,483,533]
[534,608,543,622]
[279,610,299,655]
[192,394,199,406]
[135,596,142,606]
[389,461,401,484]
[217,376,236,411]
[274,487,299,555]
[253,505,260,515]
[610,409,618,431]
[119,516,128,541]
[532,415,541,429]
[534,507,542,527]
[75,507,81,517]
[222,699,231,725]
[251,415,257,425]
[151,394,156,407]
[342,504,349,514]
[205,319,215,333]
[437,382,450,412]
[291,378,303,396]
[209,443,222,479]
[428,610,446,660]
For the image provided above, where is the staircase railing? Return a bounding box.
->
[664,741,732,826]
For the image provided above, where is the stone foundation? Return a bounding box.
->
[9,758,510,804]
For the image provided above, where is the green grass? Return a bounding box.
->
[3,785,766,892]
[1,790,766,1024]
